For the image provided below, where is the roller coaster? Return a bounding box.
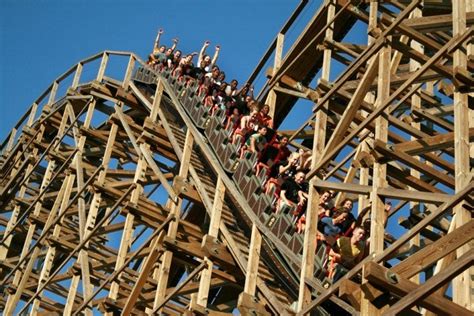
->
[1,0,473,315]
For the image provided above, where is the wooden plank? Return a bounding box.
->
[197,176,225,306]
[322,53,379,158]
[374,140,455,188]
[393,220,474,278]
[312,179,372,195]
[392,129,474,155]
[122,232,165,316]
[243,224,262,296]
[376,187,450,204]
[364,256,473,316]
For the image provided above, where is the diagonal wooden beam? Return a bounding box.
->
[364,260,473,316]
[374,140,455,188]
[321,53,379,160]
[122,231,165,316]
[307,26,474,179]
[392,128,474,155]
[393,219,474,278]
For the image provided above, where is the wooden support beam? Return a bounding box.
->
[122,231,165,316]
[364,258,473,316]
[392,128,474,155]
[373,140,455,188]
[197,176,226,307]
[393,219,474,279]
[243,224,262,296]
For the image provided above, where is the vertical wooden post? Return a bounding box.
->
[361,17,391,316]
[196,176,225,307]
[265,33,285,119]
[452,0,472,310]
[409,6,423,286]
[153,129,194,313]
[243,224,262,296]
[47,81,59,105]
[64,273,80,316]
[26,102,39,127]
[122,55,136,89]
[96,52,109,82]
[71,63,83,89]
[297,0,334,312]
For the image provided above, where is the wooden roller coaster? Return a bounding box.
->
[0,0,473,315]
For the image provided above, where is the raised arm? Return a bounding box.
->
[198,40,210,65]
[210,45,220,68]
[170,37,179,51]
[153,28,163,53]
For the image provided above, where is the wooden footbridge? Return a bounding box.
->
[0,0,473,315]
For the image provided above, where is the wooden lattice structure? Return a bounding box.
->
[0,0,473,315]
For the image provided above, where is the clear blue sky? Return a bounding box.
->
[1,0,325,138]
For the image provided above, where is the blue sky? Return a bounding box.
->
[0,0,325,137]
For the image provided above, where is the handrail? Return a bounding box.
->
[1,51,146,156]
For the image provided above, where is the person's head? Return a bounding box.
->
[258,126,267,136]
[174,50,182,59]
[219,82,228,92]
[351,227,365,243]
[218,71,226,81]
[166,48,173,56]
[159,45,166,53]
[232,107,240,116]
[185,54,193,63]
[320,190,331,204]
[211,66,220,78]
[280,136,289,147]
[245,95,252,103]
[230,79,238,90]
[332,207,350,224]
[248,100,260,113]
[289,152,299,165]
[261,104,270,115]
[203,54,211,65]
[341,198,353,211]
[294,171,306,184]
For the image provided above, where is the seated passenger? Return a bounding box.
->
[233,84,253,115]
[225,79,239,97]
[174,53,196,78]
[257,104,274,129]
[167,50,182,70]
[318,207,350,245]
[215,71,226,86]
[240,126,268,158]
[278,171,308,215]
[232,107,259,145]
[328,226,366,281]
[225,107,242,131]
[264,152,300,194]
[259,135,290,166]
[296,189,332,231]
[336,199,356,236]
[148,29,170,68]
[198,41,220,72]
[205,66,221,85]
